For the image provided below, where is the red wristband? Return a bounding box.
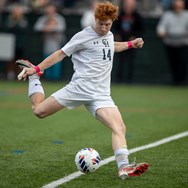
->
[127,41,133,49]
[34,66,41,73]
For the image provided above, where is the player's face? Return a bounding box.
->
[94,19,113,36]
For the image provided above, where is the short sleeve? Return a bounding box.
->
[61,31,85,57]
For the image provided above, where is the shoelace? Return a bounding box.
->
[125,157,137,167]
[119,157,137,170]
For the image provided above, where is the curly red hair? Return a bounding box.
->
[94,1,119,21]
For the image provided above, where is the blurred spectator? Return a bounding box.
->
[31,0,50,12]
[0,0,7,11]
[34,3,66,80]
[115,0,144,83]
[80,0,97,29]
[157,0,188,85]
[138,0,163,17]
[4,4,28,80]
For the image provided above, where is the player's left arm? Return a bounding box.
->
[114,38,144,53]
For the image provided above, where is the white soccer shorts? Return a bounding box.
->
[51,87,117,117]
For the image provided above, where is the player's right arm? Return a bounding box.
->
[38,49,66,71]
[22,49,66,79]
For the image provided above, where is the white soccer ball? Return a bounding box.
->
[75,148,101,173]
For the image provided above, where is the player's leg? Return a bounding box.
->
[96,107,148,179]
[29,74,65,118]
[96,107,129,163]
[96,107,127,150]
[31,95,64,118]
[15,59,64,118]
[85,101,129,169]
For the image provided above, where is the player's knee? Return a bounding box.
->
[112,122,126,135]
[119,123,126,135]
[32,106,46,119]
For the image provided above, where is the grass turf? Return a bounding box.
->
[0,81,187,188]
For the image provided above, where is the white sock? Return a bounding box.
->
[114,148,129,169]
[28,75,44,97]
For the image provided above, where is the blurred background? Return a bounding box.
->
[0,0,188,85]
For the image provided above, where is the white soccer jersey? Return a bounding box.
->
[61,26,115,100]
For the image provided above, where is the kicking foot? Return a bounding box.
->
[118,162,149,179]
[15,59,43,80]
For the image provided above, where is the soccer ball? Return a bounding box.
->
[75,148,101,173]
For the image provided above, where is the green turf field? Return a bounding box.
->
[0,81,188,188]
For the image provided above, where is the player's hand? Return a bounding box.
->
[18,67,36,81]
[132,38,144,48]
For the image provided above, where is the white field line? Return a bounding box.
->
[42,131,188,188]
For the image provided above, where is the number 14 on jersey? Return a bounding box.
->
[102,49,111,61]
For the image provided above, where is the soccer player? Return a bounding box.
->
[16,1,148,179]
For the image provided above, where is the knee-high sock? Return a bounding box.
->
[28,75,44,97]
[114,147,129,169]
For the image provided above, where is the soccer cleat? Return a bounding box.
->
[118,162,149,179]
[15,59,43,77]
